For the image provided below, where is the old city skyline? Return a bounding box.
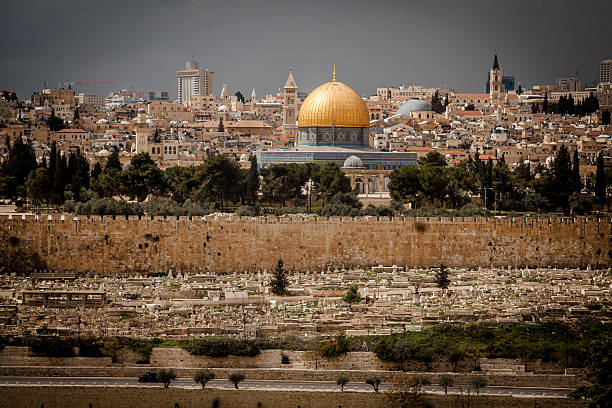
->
[1,0,612,99]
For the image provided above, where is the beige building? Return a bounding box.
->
[147,101,194,122]
[41,88,75,105]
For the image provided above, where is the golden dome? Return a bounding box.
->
[298,80,370,128]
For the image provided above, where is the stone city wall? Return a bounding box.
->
[0,385,589,408]
[0,215,609,274]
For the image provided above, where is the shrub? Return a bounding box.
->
[211,397,220,408]
[236,205,260,217]
[182,338,260,358]
[273,206,303,215]
[74,197,143,216]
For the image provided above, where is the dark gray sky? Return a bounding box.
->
[1,0,611,100]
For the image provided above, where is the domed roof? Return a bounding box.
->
[396,99,431,116]
[218,105,229,112]
[343,155,364,168]
[298,80,369,128]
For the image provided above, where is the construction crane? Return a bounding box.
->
[58,80,116,89]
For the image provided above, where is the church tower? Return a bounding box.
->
[135,107,149,153]
[489,54,503,102]
[220,83,229,102]
[282,70,298,144]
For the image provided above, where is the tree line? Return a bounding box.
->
[388,148,609,214]
[531,92,600,117]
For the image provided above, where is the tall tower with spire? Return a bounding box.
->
[489,54,503,102]
[282,70,298,143]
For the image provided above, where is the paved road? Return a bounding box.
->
[0,377,572,398]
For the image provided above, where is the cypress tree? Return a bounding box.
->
[105,147,122,171]
[594,151,607,206]
[49,142,57,186]
[91,162,102,180]
[551,145,573,212]
[246,154,259,206]
[571,150,582,194]
[52,153,67,204]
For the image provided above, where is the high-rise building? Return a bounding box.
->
[176,59,214,104]
[557,77,583,92]
[600,59,612,84]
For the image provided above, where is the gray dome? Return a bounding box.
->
[343,155,363,168]
[396,99,431,116]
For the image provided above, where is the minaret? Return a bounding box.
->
[135,107,149,153]
[251,88,257,101]
[282,70,298,143]
[489,54,503,102]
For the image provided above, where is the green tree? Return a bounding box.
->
[430,91,445,114]
[90,162,102,180]
[245,155,260,206]
[434,264,450,289]
[156,369,176,388]
[550,144,574,212]
[228,372,245,389]
[388,166,423,204]
[569,338,612,408]
[122,152,165,202]
[594,151,607,206]
[366,377,382,392]
[52,152,68,204]
[270,259,289,295]
[193,369,215,388]
[1,136,37,198]
[470,376,487,395]
[602,110,611,126]
[336,376,349,391]
[571,149,582,195]
[164,166,197,204]
[447,348,465,372]
[105,148,122,171]
[342,285,362,305]
[439,374,454,395]
[67,148,91,201]
[91,168,123,198]
[25,168,51,203]
[517,84,523,95]
[192,155,242,209]
[418,151,447,167]
[317,162,351,207]
[46,109,65,131]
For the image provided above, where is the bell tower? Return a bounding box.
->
[489,54,503,102]
[282,70,298,144]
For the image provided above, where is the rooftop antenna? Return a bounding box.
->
[333,64,336,81]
